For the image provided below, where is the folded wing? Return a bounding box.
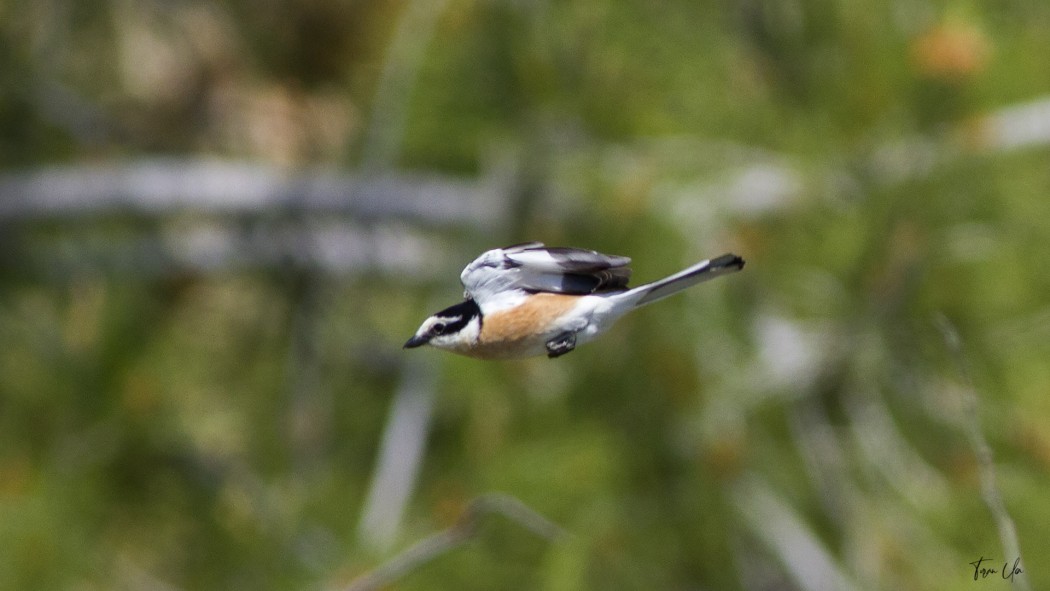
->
[461,242,632,306]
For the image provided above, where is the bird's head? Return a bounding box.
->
[404,299,482,352]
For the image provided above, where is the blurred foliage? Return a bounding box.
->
[2,0,1050,590]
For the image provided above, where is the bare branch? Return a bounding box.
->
[343,493,566,591]
[732,475,862,591]
[5,221,452,280]
[935,314,1030,591]
[357,357,438,552]
[0,159,505,226]
[359,0,451,172]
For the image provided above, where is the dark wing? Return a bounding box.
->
[505,244,632,293]
[462,242,632,301]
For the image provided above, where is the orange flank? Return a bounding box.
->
[472,293,581,358]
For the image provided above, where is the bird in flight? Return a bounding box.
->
[405,242,744,359]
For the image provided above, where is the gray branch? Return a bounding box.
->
[343,493,566,591]
[935,315,1030,591]
[0,158,505,226]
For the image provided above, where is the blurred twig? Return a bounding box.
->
[4,221,451,281]
[0,159,505,280]
[981,97,1050,152]
[343,493,566,591]
[0,159,503,226]
[865,96,1050,186]
[357,357,438,551]
[732,475,862,591]
[359,0,451,172]
[285,265,329,473]
[661,95,1050,227]
[845,395,949,507]
[733,475,862,591]
[935,314,1030,591]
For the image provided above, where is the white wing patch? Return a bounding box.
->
[459,245,532,313]
[460,242,631,312]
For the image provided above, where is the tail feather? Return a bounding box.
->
[631,253,744,307]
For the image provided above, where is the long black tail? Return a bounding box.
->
[630,254,744,307]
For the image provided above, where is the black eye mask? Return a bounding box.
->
[431,299,482,335]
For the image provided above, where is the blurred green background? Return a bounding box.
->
[2,0,1049,589]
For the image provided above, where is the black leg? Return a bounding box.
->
[545,332,577,358]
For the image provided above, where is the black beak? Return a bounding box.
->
[403,334,428,349]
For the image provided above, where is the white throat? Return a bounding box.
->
[430,315,482,353]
